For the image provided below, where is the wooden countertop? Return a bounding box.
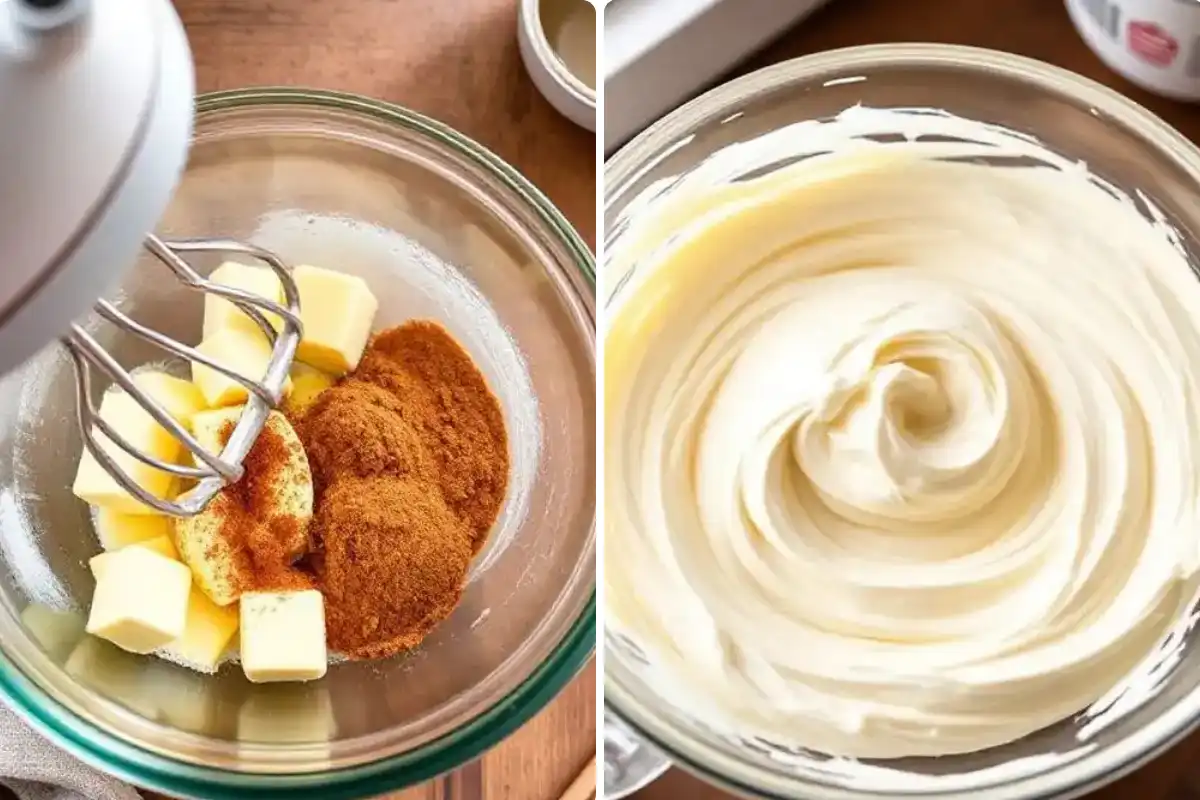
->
[176,0,595,249]
[158,1,597,799]
[632,1,1200,798]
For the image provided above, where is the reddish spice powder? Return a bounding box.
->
[298,382,433,489]
[351,323,510,547]
[207,420,312,594]
[296,320,509,659]
[313,477,473,659]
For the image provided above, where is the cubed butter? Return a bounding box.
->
[284,364,336,418]
[189,405,240,453]
[162,588,239,673]
[90,536,179,579]
[86,547,191,654]
[287,265,378,375]
[140,535,179,560]
[93,508,171,550]
[204,262,283,339]
[131,535,179,561]
[72,390,182,514]
[131,372,207,426]
[178,409,312,606]
[240,590,327,683]
[192,327,293,407]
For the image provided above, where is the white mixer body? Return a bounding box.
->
[0,0,194,377]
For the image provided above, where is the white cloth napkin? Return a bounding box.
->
[0,701,140,800]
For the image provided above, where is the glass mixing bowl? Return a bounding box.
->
[0,88,595,798]
[604,44,1200,800]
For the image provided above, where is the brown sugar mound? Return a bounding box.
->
[302,382,433,488]
[295,320,509,659]
[353,322,509,548]
[313,477,473,659]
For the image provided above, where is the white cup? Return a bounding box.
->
[517,0,596,131]
[1067,0,1200,101]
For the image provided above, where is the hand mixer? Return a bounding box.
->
[0,0,301,516]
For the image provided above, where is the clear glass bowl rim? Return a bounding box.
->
[603,43,1200,800]
[0,87,596,799]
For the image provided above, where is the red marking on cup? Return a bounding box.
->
[1128,20,1179,67]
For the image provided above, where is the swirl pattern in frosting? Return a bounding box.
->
[605,115,1200,759]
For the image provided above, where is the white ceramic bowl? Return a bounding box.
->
[517,0,596,131]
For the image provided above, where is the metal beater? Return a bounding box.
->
[62,236,303,517]
[1,0,306,516]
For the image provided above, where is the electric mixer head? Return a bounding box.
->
[0,0,300,516]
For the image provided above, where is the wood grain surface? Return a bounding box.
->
[177,0,595,248]
[152,1,597,799]
[630,1,1200,799]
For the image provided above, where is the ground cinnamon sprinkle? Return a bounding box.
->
[296,320,509,659]
[315,478,473,659]
[208,420,313,594]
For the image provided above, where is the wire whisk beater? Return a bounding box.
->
[63,234,302,517]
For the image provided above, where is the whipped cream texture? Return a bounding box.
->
[605,109,1200,759]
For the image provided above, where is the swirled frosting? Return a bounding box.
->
[605,110,1200,758]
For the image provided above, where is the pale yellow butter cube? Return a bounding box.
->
[72,390,182,514]
[88,552,116,580]
[188,405,249,483]
[240,590,327,683]
[289,265,378,375]
[162,588,239,672]
[179,409,312,607]
[192,328,293,407]
[131,372,207,426]
[86,547,191,654]
[132,535,179,562]
[137,534,178,561]
[204,262,283,339]
[189,405,241,453]
[90,536,179,579]
[284,364,336,418]
[94,508,171,550]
